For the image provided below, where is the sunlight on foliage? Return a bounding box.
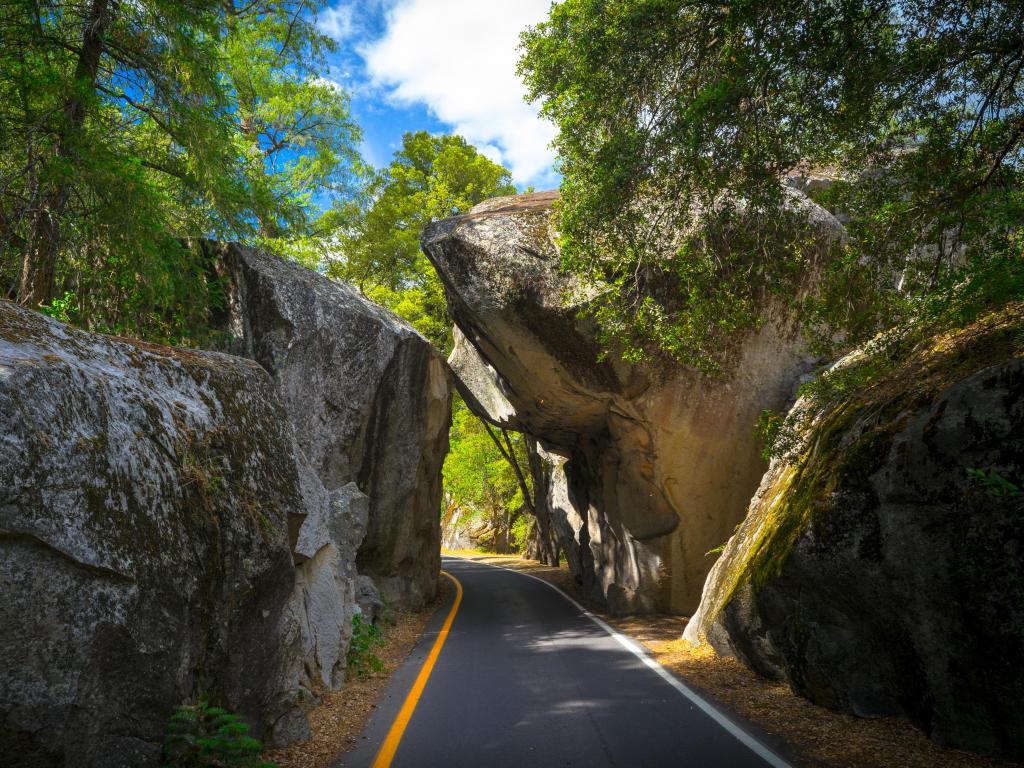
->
[520,0,1024,372]
[329,131,516,353]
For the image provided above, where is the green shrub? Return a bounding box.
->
[347,614,385,678]
[967,468,1022,499]
[161,700,274,768]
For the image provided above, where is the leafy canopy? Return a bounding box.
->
[519,0,1024,371]
[0,0,363,342]
[331,131,516,352]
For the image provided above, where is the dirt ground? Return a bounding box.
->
[449,551,1020,768]
[264,578,451,768]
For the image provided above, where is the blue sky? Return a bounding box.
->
[316,0,559,190]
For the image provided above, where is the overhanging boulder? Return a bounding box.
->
[422,191,841,613]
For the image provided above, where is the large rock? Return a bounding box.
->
[291,479,369,690]
[207,243,451,608]
[683,307,1024,761]
[422,191,840,613]
[0,301,309,766]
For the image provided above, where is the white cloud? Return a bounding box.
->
[310,75,346,93]
[317,2,355,41]
[361,0,557,187]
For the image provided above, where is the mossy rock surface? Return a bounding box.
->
[0,301,310,767]
[685,304,1024,761]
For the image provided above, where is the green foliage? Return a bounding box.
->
[162,700,274,768]
[520,0,1024,371]
[443,397,533,553]
[704,542,727,557]
[510,515,534,552]
[347,614,385,678]
[39,292,76,324]
[0,0,363,343]
[967,468,1022,499]
[221,0,365,256]
[331,131,516,353]
[753,410,788,463]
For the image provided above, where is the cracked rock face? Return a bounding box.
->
[210,244,451,609]
[423,191,837,614]
[0,301,309,766]
[291,479,369,690]
[683,311,1024,761]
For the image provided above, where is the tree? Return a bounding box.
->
[221,0,364,263]
[1,0,240,327]
[0,0,363,341]
[443,398,535,555]
[331,131,516,351]
[330,131,532,553]
[519,0,1024,370]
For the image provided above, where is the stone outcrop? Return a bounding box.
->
[440,506,485,551]
[291,479,368,691]
[422,191,841,614]
[0,301,310,766]
[440,507,518,554]
[683,307,1024,761]
[208,243,451,608]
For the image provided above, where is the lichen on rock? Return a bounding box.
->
[0,300,311,765]
[685,305,1024,761]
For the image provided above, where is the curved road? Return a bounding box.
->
[339,557,791,768]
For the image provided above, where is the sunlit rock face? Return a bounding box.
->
[423,191,839,614]
[0,245,453,764]
[0,301,309,765]
[209,243,452,609]
[684,309,1024,761]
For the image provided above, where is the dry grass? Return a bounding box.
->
[450,551,1019,768]
[264,579,451,768]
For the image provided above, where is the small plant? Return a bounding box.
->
[347,614,385,678]
[754,409,786,461]
[162,700,274,768]
[39,291,76,324]
[967,468,1022,498]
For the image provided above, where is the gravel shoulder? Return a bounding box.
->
[265,579,452,768]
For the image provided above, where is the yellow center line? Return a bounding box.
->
[370,569,463,768]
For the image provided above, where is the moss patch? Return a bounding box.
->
[715,303,1024,617]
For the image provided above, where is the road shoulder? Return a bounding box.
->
[265,577,455,768]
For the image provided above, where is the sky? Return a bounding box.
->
[316,0,559,191]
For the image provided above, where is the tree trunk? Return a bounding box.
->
[19,0,111,308]
[482,422,535,514]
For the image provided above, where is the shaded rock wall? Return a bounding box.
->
[209,244,451,608]
[422,192,838,613]
[684,308,1024,761]
[0,301,309,766]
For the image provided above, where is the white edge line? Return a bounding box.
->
[443,555,793,768]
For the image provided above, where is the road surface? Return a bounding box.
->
[340,557,791,768]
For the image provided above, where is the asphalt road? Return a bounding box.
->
[341,557,791,768]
